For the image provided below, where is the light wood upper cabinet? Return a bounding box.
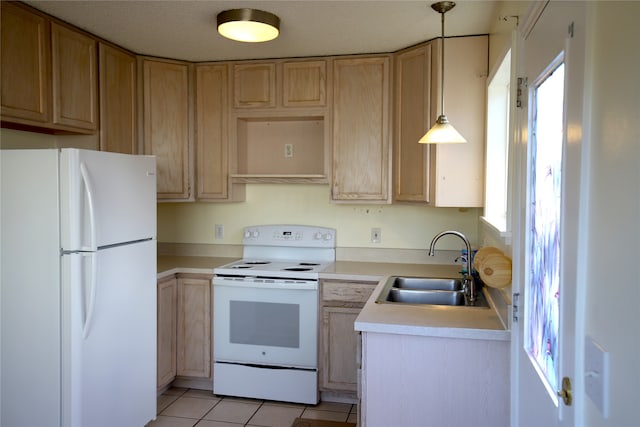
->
[143,59,191,199]
[195,64,231,200]
[332,56,391,203]
[232,59,327,110]
[283,60,327,107]
[1,2,51,124]
[393,36,488,207]
[233,63,276,109]
[51,22,98,131]
[157,276,177,390]
[176,275,211,379]
[1,2,98,134]
[394,44,432,203]
[99,43,137,154]
[429,35,488,207]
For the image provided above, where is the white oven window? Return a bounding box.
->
[230,301,300,348]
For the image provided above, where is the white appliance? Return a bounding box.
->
[1,149,157,427]
[213,225,336,405]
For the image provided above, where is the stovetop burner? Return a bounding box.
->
[214,225,336,280]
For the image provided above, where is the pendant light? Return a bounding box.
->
[419,1,466,144]
[217,8,280,43]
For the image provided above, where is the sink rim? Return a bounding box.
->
[374,275,490,308]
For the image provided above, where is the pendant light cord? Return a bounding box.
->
[440,10,445,116]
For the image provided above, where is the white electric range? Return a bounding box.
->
[212,225,336,404]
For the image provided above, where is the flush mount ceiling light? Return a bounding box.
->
[419,1,467,144]
[217,8,280,43]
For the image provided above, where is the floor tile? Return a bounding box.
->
[147,415,199,427]
[347,412,358,423]
[248,404,304,427]
[158,394,181,413]
[162,397,218,419]
[164,387,189,396]
[195,420,244,427]
[185,389,219,400]
[300,408,348,422]
[312,401,352,413]
[202,399,261,424]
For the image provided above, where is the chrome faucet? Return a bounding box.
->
[428,230,476,305]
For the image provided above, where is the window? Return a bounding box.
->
[483,50,511,233]
[525,60,565,396]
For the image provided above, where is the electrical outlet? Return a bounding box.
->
[371,227,381,243]
[284,143,294,158]
[215,224,224,240]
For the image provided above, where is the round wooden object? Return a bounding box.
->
[479,253,512,288]
[473,246,502,272]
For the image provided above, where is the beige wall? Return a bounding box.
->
[583,2,639,425]
[158,185,481,250]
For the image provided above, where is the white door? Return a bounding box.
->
[512,1,586,425]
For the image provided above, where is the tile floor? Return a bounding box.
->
[148,387,358,427]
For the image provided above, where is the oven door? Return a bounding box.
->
[213,277,318,368]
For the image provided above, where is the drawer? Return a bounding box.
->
[322,281,376,303]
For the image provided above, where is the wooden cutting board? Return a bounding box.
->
[474,247,512,288]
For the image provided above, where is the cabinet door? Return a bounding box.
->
[143,59,191,199]
[431,36,488,207]
[1,2,50,123]
[321,307,360,391]
[283,60,327,108]
[332,57,391,202]
[51,22,98,131]
[233,63,276,109]
[157,277,177,389]
[196,64,229,200]
[394,45,432,202]
[176,276,211,379]
[99,43,136,154]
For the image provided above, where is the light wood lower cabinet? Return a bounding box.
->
[157,276,177,389]
[157,274,212,391]
[176,275,211,379]
[320,280,376,395]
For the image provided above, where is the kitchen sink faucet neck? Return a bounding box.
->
[428,230,476,305]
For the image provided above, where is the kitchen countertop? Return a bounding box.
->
[157,255,510,341]
[157,255,237,279]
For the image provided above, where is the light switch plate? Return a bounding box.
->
[585,336,609,418]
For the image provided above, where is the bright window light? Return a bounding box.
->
[484,50,511,232]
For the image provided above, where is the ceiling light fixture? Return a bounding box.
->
[419,1,466,144]
[217,8,280,43]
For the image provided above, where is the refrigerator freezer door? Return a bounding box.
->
[60,149,156,251]
[62,240,157,427]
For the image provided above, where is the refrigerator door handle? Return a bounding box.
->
[82,253,98,340]
[80,163,97,252]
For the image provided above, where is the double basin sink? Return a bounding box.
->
[375,276,489,308]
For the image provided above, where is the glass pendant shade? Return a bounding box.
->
[419,1,466,144]
[217,9,280,43]
[419,115,467,144]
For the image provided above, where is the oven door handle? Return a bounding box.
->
[213,278,318,291]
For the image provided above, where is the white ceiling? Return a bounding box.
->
[24,0,500,62]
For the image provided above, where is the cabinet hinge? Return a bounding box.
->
[512,292,520,323]
[516,77,528,108]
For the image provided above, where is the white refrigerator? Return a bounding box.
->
[1,148,157,427]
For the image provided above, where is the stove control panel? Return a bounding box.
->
[242,225,336,248]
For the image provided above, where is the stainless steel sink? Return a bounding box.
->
[375,276,489,308]
[392,277,463,291]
